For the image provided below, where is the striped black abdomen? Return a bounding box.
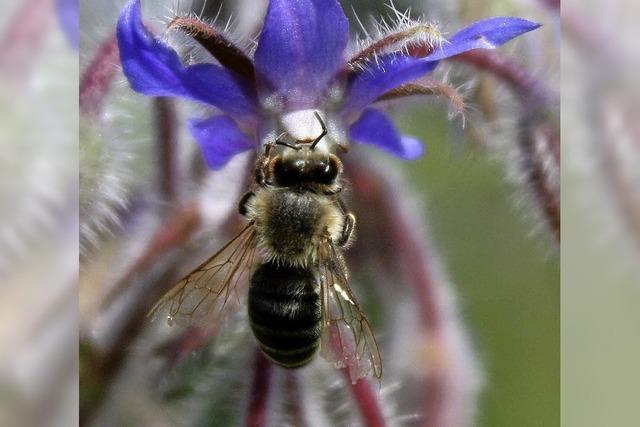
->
[248,262,321,368]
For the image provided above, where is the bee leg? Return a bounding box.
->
[323,186,343,196]
[238,191,255,217]
[338,213,356,247]
[255,142,274,186]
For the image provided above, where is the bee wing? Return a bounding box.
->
[149,222,258,327]
[318,242,383,382]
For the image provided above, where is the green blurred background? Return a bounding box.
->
[400,107,559,427]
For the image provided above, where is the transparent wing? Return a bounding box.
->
[318,241,383,382]
[149,222,258,327]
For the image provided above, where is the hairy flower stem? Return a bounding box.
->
[343,372,387,427]
[455,50,550,104]
[96,202,200,311]
[383,179,452,427]
[348,25,440,70]
[153,326,209,372]
[452,49,560,243]
[154,97,178,203]
[376,78,465,117]
[519,114,561,242]
[168,16,255,79]
[82,187,249,421]
[246,350,273,427]
[351,162,443,329]
[347,159,473,427]
[80,32,119,116]
[283,372,309,427]
[80,263,182,424]
[0,0,53,77]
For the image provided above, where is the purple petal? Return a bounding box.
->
[425,17,541,61]
[189,115,255,170]
[254,0,348,109]
[349,109,424,160]
[181,64,260,120]
[117,0,258,120]
[342,55,439,114]
[342,17,540,114]
[56,0,78,49]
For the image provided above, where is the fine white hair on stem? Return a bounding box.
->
[434,65,477,125]
[349,1,445,61]
[351,5,371,40]
[163,2,254,55]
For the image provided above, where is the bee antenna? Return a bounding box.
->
[276,139,301,150]
[310,111,327,150]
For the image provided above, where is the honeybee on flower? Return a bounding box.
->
[116,0,539,382]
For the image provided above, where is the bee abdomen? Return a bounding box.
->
[248,262,321,368]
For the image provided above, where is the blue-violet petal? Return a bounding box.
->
[342,17,540,114]
[117,0,258,120]
[424,17,541,61]
[189,115,254,170]
[254,0,349,109]
[342,55,439,114]
[349,109,424,160]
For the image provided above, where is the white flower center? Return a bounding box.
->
[280,109,326,142]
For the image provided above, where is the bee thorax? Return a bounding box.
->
[247,188,343,266]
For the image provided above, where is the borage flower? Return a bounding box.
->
[117,0,539,168]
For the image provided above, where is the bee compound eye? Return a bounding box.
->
[312,157,339,184]
[273,157,300,186]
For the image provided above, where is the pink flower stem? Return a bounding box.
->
[325,295,387,426]
[283,372,309,427]
[342,370,387,427]
[519,118,561,242]
[347,159,462,427]
[80,32,119,116]
[348,160,444,332]
[97,202,201,310]
[455,50,561,243]
[455,50,552,106]
[246,350,273,427]
[154,97,178,203]
[80,262,187,424]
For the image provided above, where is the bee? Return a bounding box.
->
[150,111,382,380]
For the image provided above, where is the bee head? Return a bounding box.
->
[267,110,344,188]
[271,150,342,187]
